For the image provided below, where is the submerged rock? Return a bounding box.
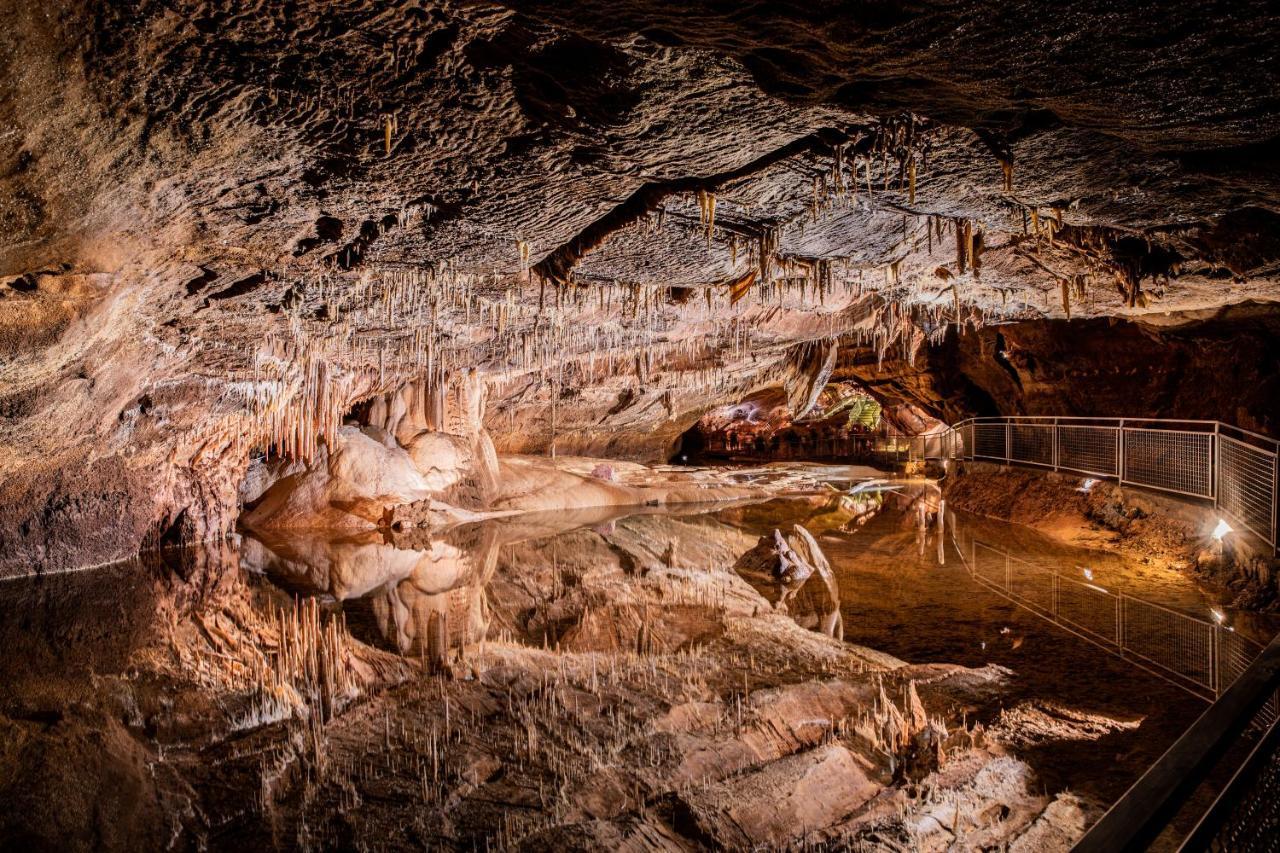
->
[733,522,837,590]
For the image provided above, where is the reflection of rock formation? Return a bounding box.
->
[0,494,1168,851]
[244,504,763,660]
[734,523,844,640]
[368,526,499,660]
[242,524,499,659]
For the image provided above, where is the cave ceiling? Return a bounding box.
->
[1,0,1279,504]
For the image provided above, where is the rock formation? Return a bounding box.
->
[1,4,1278,571]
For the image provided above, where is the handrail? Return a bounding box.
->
[1071,634,1280,852]
[1177,712,1280,850]
[948,416,1279,451]
[918,415,1280,849]
[1177,714,1280,851]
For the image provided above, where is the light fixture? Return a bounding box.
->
[1211,608,1226,624]
[1082,567,1094,581]
[1212,518,1233,541]
[1077,478,1098,493]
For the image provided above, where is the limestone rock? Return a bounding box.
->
[672,743,880,848]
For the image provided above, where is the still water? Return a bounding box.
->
[235,479,1271,804]
[1,471,1273,848]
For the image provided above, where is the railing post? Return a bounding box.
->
[1212,421,1220,506]
[1117,592,1125,652]
[1005,421,1011,465]
[1051,417,1057,470]
[1119,419,1127,485]
[1212,623,1220,697]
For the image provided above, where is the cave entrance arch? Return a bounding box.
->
[672,382,893,464]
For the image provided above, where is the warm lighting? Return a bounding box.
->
[1212,518,1233,540]
[1077,478,1098,493]
[1211,608,1226,624]
[1082,567,1094,581]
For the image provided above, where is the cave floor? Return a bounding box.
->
[1,467,1274,851]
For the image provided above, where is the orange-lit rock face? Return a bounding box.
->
[2,0,1280,572]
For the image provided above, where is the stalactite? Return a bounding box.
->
[696,189,716,246]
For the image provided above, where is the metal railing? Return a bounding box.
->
[1072,634,1280,852]
[912,417,1279,554]
[701,434,918,468]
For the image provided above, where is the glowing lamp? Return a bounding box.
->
[1212,519,1233,541]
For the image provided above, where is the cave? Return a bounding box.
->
[2,1,1280,850]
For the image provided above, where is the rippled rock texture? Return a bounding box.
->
[2,0,1279,572]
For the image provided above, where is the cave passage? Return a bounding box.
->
[675,381,942,465]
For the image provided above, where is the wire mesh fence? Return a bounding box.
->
[926,419,1280,849]
[1218,435,1277,546]
[1186,718,1280,853]
[1124,428,1214,498]
[1010,423,1054,467]
[926,417,1278,554]
[1122,596,1216,692]
[1057,574,1121,645]
[1057,425,1120,477]
[973,423,1007,460]
[972,542,1008,589]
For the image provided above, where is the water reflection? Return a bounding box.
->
[5,473,1277,849]
[243,526,497,658]
[240,501,768,658]
[239,479,1274,691]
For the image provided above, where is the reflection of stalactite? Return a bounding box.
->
[426,609,448,675]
